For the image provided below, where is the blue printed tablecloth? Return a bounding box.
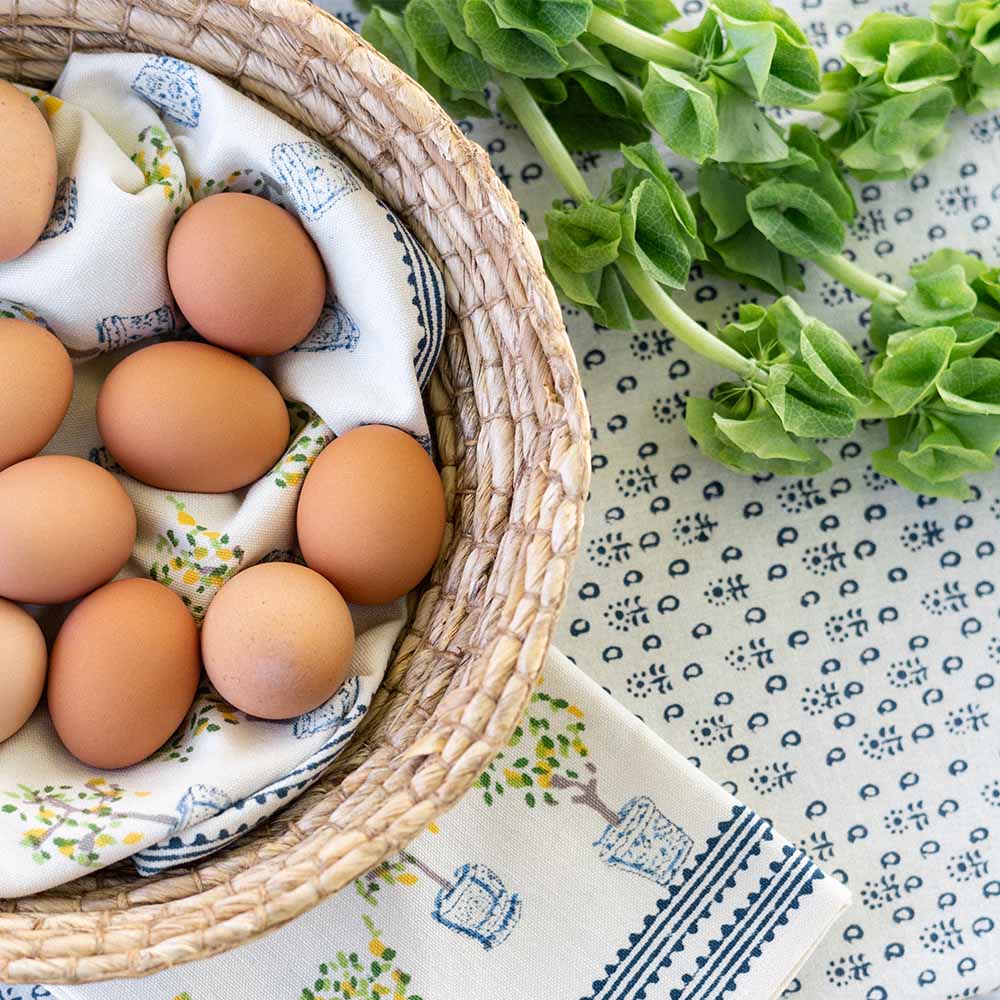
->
[8,0,1000,997]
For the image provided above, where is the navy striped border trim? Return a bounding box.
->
[382,205,445,388]
[583,805,825,1000]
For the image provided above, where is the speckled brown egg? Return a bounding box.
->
[296,425,446,605]
[0,598,47,744]
[201,562,355,719]
[48,578,201,768]
[96,340,291,493]
[0,318,73,471]
[167,192,327,356]
[0,455,137,604]
[0,82,57,263]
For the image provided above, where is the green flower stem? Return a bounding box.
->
[500,75,763,384]
[617,255,766,381]
[587,7,702,73]
[815,253,906,304]
[496,73,591,203]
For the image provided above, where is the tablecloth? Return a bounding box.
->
[9,0,1000,996]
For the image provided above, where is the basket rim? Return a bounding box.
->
[0,0,591,983]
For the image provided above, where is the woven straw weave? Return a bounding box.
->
[0,0,590,982]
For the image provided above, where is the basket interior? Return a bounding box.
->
[0,0,588,983]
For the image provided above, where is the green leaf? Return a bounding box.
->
[936,356,1000,414]
[841,13,935,77]
[746,180,845,260]
[620,142,700,241]
[619,179,693,289]
[952,316,999,359]
[711,2,820,106]
[872,440,974,499]
[403,0,493,101]
[873,325,956,415]
[871,85,955,159]
[910,248,988,283]
[898,264,978,326]
[869,295,910,352]
[462,1,561,77]
[703,220,799,295]
[765,363,858,437]
[897,410,999,481]
[685,395,831,475]
[973,6,1000,63]
[714,89,788,164]
[799,318,870,401]
[783,125,856,222]
[667,8,725,61]
[545,77,650,149]
[595,0,680,33]
[698,161,750,242]
[973,266,1000,307]
[545,200,622,273]
[714,399,818,461]
[884,40,961,92]
[642,65,718,163]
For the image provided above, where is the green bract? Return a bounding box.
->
[363,0,1000,498]
[814,9,985,179]
[695,126,854,292]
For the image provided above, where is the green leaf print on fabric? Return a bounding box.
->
[481,689,589,807]
[272,405,336,490]
[131,126,190,217]
[299,916,423,1000]
[152,685,242,764]
[149,497,246,622]
[1,778,174,868]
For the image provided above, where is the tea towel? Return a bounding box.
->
[0,51,445,897]
[29,648,852,1000]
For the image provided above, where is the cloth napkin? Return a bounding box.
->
[19,648,850,1000]
[0,52,445,897]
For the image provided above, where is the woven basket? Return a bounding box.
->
[0,0,590,983]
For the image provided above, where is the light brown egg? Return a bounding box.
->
[0,319,74,471]
[0,599,47,743]
[96,340,291,493]
[48,578,201,768]
[297,425,446,605]
[0,82,57,263]
[201,562,354,719]
[0,455,136,604]
[167,192,327,356]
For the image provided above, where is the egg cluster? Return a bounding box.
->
[0,82,446,768]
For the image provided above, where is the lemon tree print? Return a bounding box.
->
[149,496,245,622]
[300,915,422,1000]
[131,125,188,217]
[481,689,693,886]
[1,778,174,867]
[355,824,521,951]
[272,404,335,490]
[153,684,241,763]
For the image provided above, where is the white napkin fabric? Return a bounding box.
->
[0,52,445,898]
[33,648,851,1000]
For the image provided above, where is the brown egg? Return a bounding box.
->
[0,319,74,471]
[201,562,355,719]
[167,192,327,356]
[0,456,136,604]
[297,425,445,605]
[0,599,47,743]
[0,82,57,263]
[96,341,291,493]
[48,578,200,768]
